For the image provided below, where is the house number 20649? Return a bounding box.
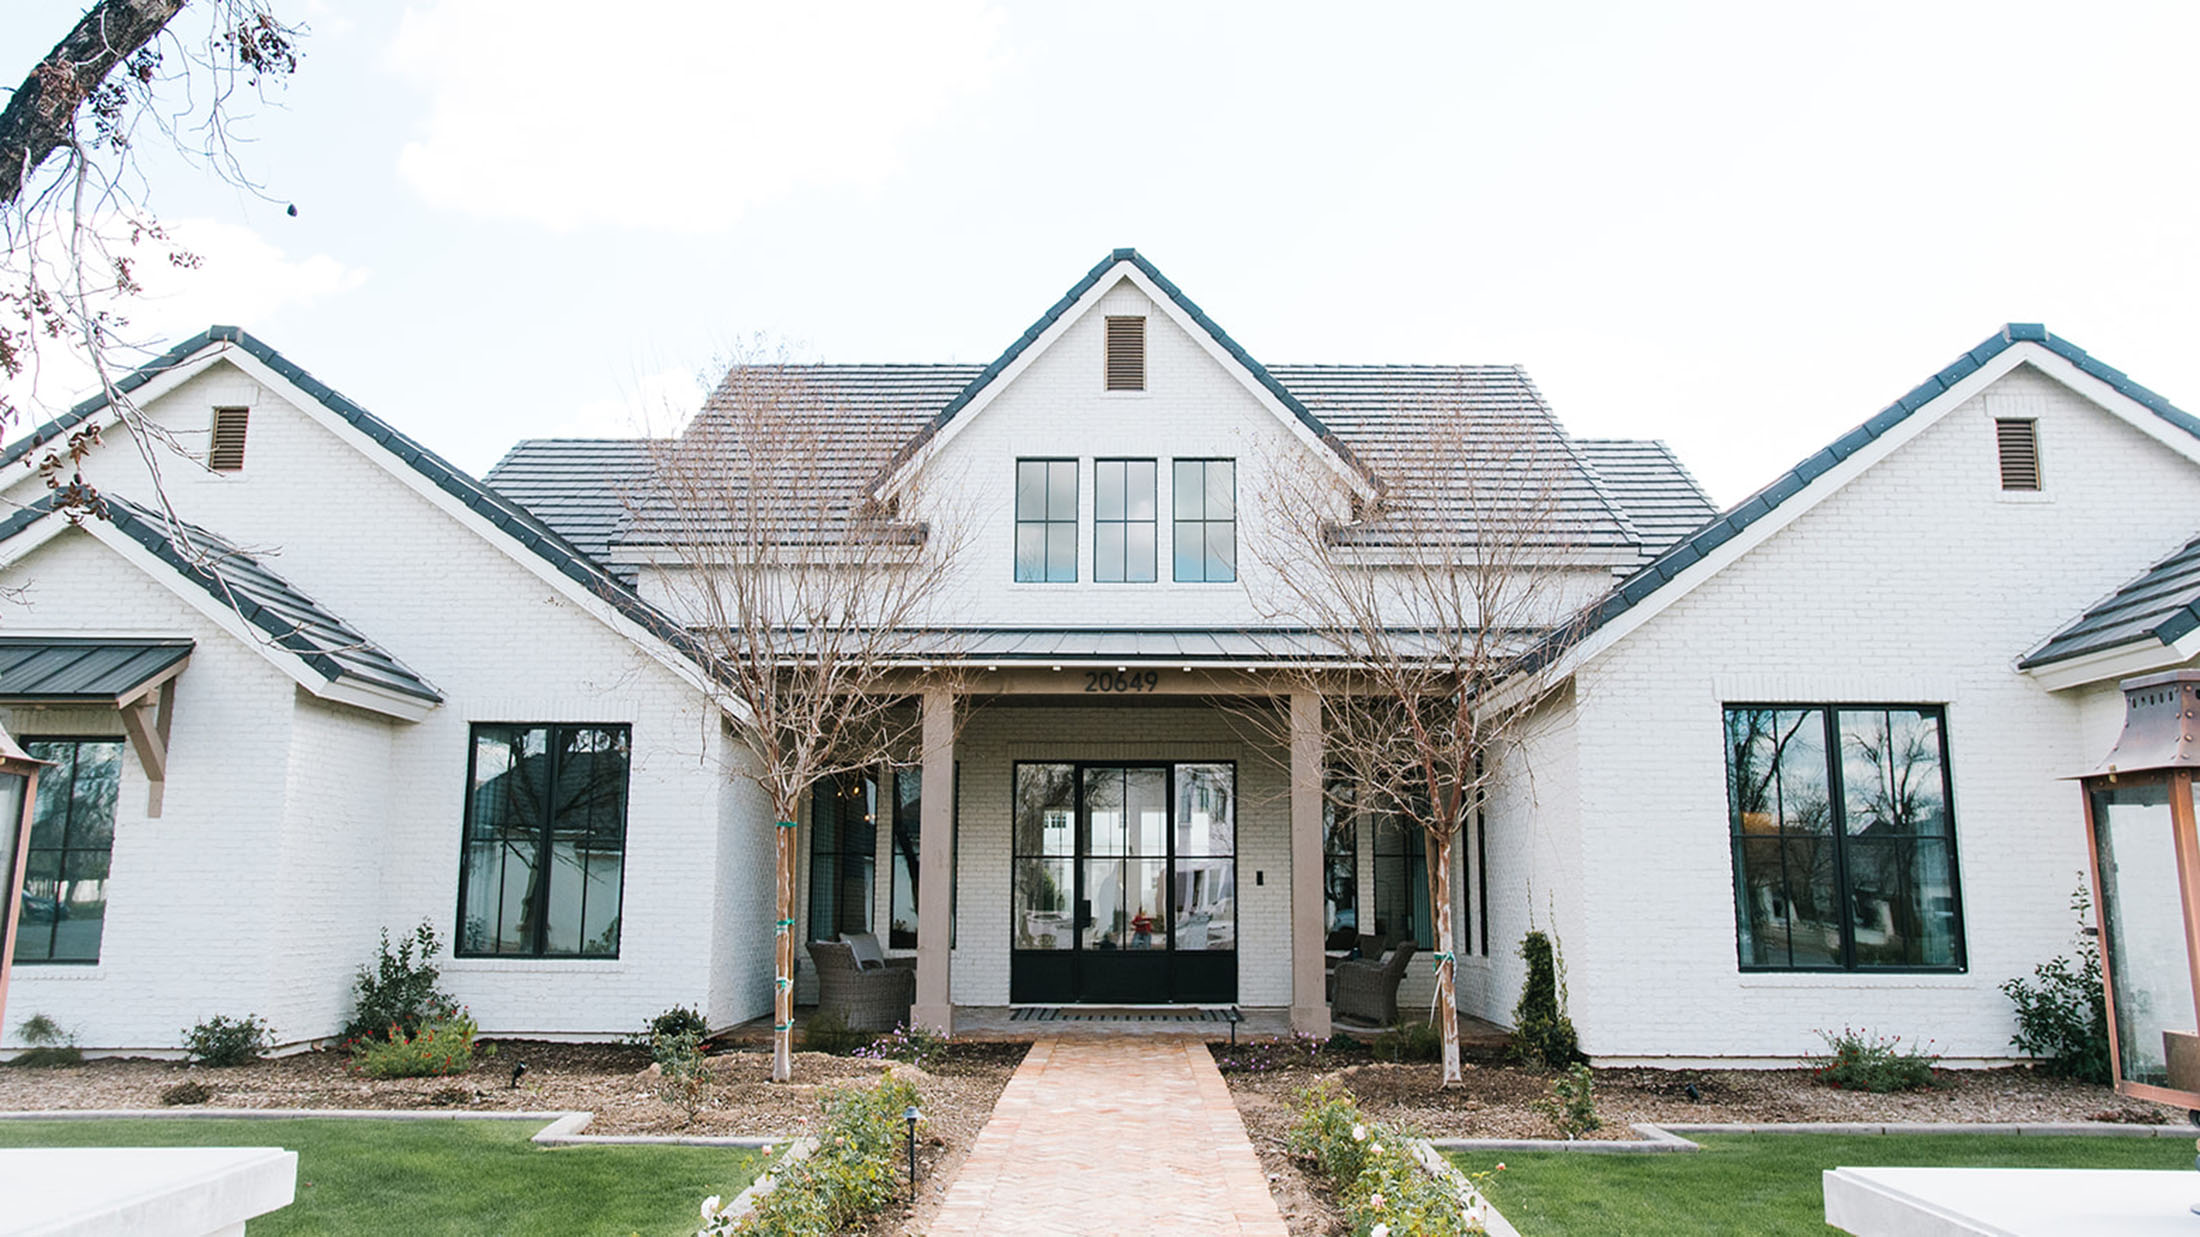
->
[1084,670,1161,693]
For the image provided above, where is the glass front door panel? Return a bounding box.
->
[2092,782,2197,1090]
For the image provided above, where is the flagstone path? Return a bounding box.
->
[928,1036,1291,1236]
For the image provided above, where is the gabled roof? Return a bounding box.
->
[0,637,193,703]
[872,249,1373,494]
[2022,532,2200,671]
[1526,324,2200,675]
[0,493,441,711]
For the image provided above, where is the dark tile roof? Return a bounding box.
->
[2022,532,2200,669]
[2,325,703,667]
[0,637,193,702]
[1574,439,1719,555]
[1530,324,2200,670]
[484,438,656,581]
[0,493,441,703]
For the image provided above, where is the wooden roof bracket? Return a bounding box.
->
[115,659,185,818]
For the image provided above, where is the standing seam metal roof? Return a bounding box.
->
[0,637,193,701]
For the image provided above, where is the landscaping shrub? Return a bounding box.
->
[855,1023,947,1071]
[1534,1063,1600,1139]
[10,1013,80,1067]
[643,1003,711,1045]
[700,1072,922,1235]
[350,1012,479,1079]
[345,921,456,1042]
[159,1080,213,1106]
[1286,1080,1491,1236]
[1373,1019,1443,1063]
[1511,930,1582,1069]
[2002,880,2111,1084]
[182,1014,270,1067]
[1809,1027,1938,1093]
[798,1011,870,1056]
[653,1027,713,1125]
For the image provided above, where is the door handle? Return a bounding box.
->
[1077,899,1091,929]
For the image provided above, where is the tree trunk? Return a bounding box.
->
[1426,825,1462,1084]
[0,0,183,207]
[773,805,796,1082]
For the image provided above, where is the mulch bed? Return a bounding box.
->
[1216,1040,2178,1236]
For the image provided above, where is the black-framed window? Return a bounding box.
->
[458,724,629,958]
[1094,459,1157,583]
[1373,811,1433,949]
[810,771,877,941]
[1014,458,1078,582]
[889,769,919,949]
[1172,459,1236,582]
[1725,705,1964,971]
[1321,780,1358,947]
[12,738,123,964]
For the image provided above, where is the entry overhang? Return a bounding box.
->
[0,637,192,817]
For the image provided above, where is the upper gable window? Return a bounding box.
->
[1173,459,1237,583]
[1995,418,2040,491]
[209,407,249,472]
[1094,459,1157,583]
[1105,317,1146,392]
[1015,459,1078,582]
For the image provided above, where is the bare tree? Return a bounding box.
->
[2,1,302,519]
[629,354,970,1082]
[1246,382,1596,1085]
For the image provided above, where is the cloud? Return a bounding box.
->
[387,0,1006,232]
[553,364,709,439]
[2,218,368,424]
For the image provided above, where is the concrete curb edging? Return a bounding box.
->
[1426,1119,2198,1155]
[707,1137,820,1226]
[0,1107,792,1149]
[1409,1138,1523,1237]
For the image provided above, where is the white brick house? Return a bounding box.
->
[0,252,2187,1067]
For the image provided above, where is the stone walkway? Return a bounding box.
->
[928,1037,1291,1236]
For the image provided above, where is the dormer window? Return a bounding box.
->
[209,407,249,472]
[1105,316,1145,392]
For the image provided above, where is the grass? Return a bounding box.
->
[0,1118,762,1236]
[1453,1133,2192,1235]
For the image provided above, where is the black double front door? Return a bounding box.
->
[1009,761,1238,1004]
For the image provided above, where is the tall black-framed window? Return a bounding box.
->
[1172,458,1236,582]
[1725,704,1964,971]
[1373,811,1433,949]
[457,724,629,958]
[810,771,877,941]
[12,738,123,964]
[1014,458,1078,582]
[1321,781,1359,947]
[1094,458,1157,583]
[886,764,961,951]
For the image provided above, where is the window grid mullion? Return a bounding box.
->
[1821,707,1854,970]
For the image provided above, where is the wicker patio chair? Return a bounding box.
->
[809,939,915,1033]
[1330,939,1418,1027]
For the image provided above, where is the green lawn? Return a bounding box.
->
[0,1118,762,1236]
[1453,1133,2193,1236]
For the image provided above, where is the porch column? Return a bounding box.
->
[912,688,956,1035]
[1289,691,1332,1036]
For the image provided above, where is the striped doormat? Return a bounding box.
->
[1010,1006,1241,1023]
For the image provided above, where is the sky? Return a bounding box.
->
[4,0,2198,506]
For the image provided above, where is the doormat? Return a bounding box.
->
[1009,1006,1241,1023]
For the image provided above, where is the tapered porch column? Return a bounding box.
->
[1289,691,1332,1037]
[912,688,956,1034]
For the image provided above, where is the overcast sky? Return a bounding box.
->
[5,0,2196,505]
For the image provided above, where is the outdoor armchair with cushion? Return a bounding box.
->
[809,939,915,1033]
[1330,939,1418,1027]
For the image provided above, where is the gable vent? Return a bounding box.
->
[1105,316,1145,391]
[1995,417,2039,491]
[209,407,249,472]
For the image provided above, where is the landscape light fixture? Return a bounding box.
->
[0,725,46,1036]
[510,1061,528,1089]
[904,1104,921,1202]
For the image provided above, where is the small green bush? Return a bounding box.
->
[1512,930,1582,1069]
[855,1023,947,1070]
[653,1027,713,1125]
[798,1011,871,1056]
[2002,880,2111,1084]
[702,1072,922,1235]
[643,1003,711,1045]
[159,1079,214,1106]
[1534,1063,1601,1139]
[1286,1081,1489,1236]
[345,922,456,1043]
[350,1012,478,1079]
[1810,1027,1938,1093]
[182,1014,270,1067]
[1373,1019,1443,1063]
[10,1013,81,1067]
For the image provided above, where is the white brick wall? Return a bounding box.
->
[1532,362,2200,1062]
